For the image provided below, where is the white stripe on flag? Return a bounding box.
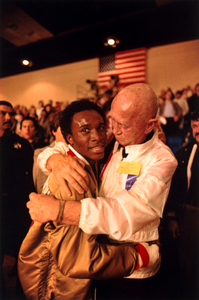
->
[97,48,146,88]
[119,71,145,79]
[120,76,146,84]
[115,61,145,70]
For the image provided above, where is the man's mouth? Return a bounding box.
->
[3,122,12,126]
[90,144,105,152]
[115,136,123,142]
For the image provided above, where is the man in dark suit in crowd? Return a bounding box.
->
[164,109,199,300]
[0,101,35,299]
[188,83,199,115]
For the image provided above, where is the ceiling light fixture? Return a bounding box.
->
[21,59,33,67]
[104,37,120,48]
[108,39,115,46]
[22,59,29,65]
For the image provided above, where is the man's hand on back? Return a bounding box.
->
[46,153,89,196]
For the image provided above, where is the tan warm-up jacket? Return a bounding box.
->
[18,155,138,300]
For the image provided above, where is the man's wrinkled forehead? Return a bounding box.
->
[111,91,141,120]
[112,90,134,109]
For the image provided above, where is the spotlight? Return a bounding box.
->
[108,39,115,46]
[22,59,29,65]
[21,59,33,67]
[104,37,120,48]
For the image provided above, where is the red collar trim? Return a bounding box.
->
[100,151,113,180]
[67,147,97,166]
[106,133,114,145]
[67,148,77,157]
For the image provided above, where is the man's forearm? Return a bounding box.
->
[46,154,56,171]
[37,142,69,174]
[27,192,82,224]
[46,153,66,172]
[37,148,57,175]
[62,200,81,226]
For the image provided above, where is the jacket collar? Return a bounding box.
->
[113,128,158,157]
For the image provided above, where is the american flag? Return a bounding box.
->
[97,48,146,89]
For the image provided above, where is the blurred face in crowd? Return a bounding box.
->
[191,119,199,144]
[158,97,164,105]
[165,90,172,100]
[45,105,51,113]
[29,106,36,115]
[66,110,106,165]
[52,126,65,143]
[40,110,47,120]
[175,92,181,100]
[21,119,37,142]
[0,105,15,136]
[38,101,44,108]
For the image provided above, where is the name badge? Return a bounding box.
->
[117,162,141,190]
[117,161,141,175]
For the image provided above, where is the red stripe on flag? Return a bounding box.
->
[97,48,146,88]
[116,48,146,55]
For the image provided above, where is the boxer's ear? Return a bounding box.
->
[66,134,74,146]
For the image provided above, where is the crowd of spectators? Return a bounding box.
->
[156,83,199,149]
[10,82,199,154]
[12,100,67,149]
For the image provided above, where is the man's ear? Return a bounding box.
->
[144,118,158,134]
[66,134,74,145]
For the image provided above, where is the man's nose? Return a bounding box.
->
[91,130,101,141]
[111,119,121,134]
[5,112,11,120]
